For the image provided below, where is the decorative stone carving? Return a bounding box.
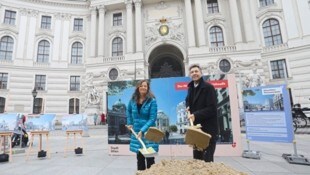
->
[87,86,100,105]
[242,69,264,88]
[156,1,168,10]
[145,21,184,47]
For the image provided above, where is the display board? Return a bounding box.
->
[243,85,294,142]
[25,114,56,131]
[61,114,88,131]
[108,74,242,156]
[0,113,22,131]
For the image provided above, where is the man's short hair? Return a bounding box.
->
[189,64,202,72]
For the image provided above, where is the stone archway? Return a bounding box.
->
[149,44,184,78]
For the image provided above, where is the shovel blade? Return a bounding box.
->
[185,127,211,150]
[139,147,157,158]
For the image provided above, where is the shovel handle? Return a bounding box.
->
[187,111,194,126]
[129,128,147,150]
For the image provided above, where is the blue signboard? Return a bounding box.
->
[243,85,294,143]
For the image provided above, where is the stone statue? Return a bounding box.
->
[87,86,100,105]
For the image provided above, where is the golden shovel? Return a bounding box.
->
[184,111,212,151]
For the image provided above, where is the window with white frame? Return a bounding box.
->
[70,76,80,91]
[69,98,79,114]
[37,40,50,63]
[35,75,46,90]
[207,0,219,14]
[219,59,231,73]
[259,0,274,7]
[263,18,283,46]
[0,73,8,89]
[270,59,288,79]
[210,26,224,47]
[0,36,14,61]
[112,37,123,56]
[109,68,118,80]
[4,10,16,25]
[71,42,83,64]
[73,18,83,31]
[0,97,5,113]
[113,13,122,26]
[33,98,43,114]
[41,16,52,29]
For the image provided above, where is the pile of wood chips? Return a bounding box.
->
[136,159,247,175]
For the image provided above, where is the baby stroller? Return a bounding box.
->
[11,127,29,148]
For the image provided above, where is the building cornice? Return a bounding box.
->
[18,0,90,9]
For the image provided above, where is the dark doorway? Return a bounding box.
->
[149,45,184,78]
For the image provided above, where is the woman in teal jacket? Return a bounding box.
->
[126,80,158,171]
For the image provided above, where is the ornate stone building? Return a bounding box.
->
[1,0,310,119]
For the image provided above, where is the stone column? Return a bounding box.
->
[229,0,242,44]
[134,0,142,52]
[194,0,206,46]
[90,8,97,58]
[98,6,105,57]
[125,0,134,53]
[184,0,196,47]
[240,0,254,42]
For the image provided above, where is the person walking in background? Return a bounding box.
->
[93,113,98,126]
[100,113,106,125]
[185,64,218,162]
[126,80,158,171]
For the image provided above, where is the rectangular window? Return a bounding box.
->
[260,0,274,7]
[270,59,288,79]
[207,0,219,14]
[70,76,80,91]
[0,97,5,113]
[113,13,122,26]
[73,18,83,31]
[0,73,8,89]
[4,10,16,25]
[69,98,79,114]
[35,75,46,90]
[41,16,52,29]
[33,98,43,114]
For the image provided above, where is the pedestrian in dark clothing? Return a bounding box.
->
[185,64,218,162]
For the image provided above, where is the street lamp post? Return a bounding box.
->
[32,88,38,114]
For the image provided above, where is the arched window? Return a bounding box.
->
[71,42,83,64]
[0,97,5,113]
[69,98,79,114]
[210,26,224,47]
[37,40,50,63]
[219,59,231,73]
[109,68,118,80]
[0,36,14,61]
[112,37,123,56]
[33,98,43,114]
[263,18,283,46]
[259,0,274,7]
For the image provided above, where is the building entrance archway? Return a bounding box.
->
[148,44,184,78]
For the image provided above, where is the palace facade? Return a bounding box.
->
[1,0,310,118]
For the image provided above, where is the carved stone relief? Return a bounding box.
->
[145,20,184,47]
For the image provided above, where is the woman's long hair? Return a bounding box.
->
[131,80,155,103]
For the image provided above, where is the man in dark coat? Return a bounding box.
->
[185,64,218,162]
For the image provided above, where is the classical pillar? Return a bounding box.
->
[125,0,134,53]
[194,0,206,46]
[240,0,254,42]
[229,0,242,44]
[184,0,196,47]
[90,8,97,58]
[134,0,142,52]
[98,6,105,57]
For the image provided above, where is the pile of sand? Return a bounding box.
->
[136,159,247,175]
